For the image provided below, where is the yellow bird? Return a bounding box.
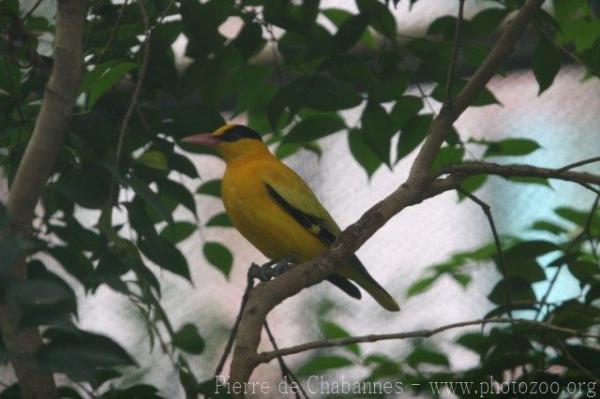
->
[183,123,399,312]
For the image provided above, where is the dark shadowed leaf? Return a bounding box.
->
[532,37,561,95]
[530,220,567,235]
[488,278,536,305]
[431,146,464,172]
[203,242,233,278]
[173,324,205,355]
[484,138,541,157]
[297,355,354,377]
[320,320,360,356]
[196,179,222,197]
[206,213,232,227]
[39,327,136,383]
[457,174,487,201]
[361,102,395,165]
[160,222,197,244]
[124,176,174,223]
[407,346,449,368]
[334,14,369,52]
[139,236,191,281]
[348,128,382,177]
[283,114,345,144]
[397,115,432,161]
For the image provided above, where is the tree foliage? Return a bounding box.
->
[1,0,599,397]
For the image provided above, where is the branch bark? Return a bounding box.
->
[440,161,600,186]
[0,1,87,398]
[229,0,546,392]
[256,317,600,363]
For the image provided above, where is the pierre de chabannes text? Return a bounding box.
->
[215,375,598,397]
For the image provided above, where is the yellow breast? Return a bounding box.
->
[221,157,326,262]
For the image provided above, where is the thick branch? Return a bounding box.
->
[0,1,87,398]
[229,0,546,391]
[257,317,600,363]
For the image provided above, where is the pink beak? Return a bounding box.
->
[181,132,219,147]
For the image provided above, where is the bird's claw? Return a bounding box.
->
[248,257,294,282]
[271,256,294,277]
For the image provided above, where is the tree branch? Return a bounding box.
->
[228,0,546,391]
[0,1,88,398]
[256,317,599,363]
[440,161,600,186]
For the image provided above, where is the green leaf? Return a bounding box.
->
[196,179,222,197]
[458,174,487,201]
[203,242,233,278]
[334,14,369,52]
[406,276,437,297]
[283,114,345,144]
[361,102,395,165]
[53,167,111,209]
[567,260,599,284]
[390,96,423,129]
[488,278,536,305]
[47,247,94,285]
[136,151,168,171]
[502,260,546,282]
[124,176,174,223]
[503,240,559,260]
[40,327,136,383]
[139,236,191,281]
[157,178,197,215]
[367,72,408,103]
[160,222,196,244]
[348,128,382,177]
[431,146,464,173]
[532,37,561,95]
[530,220,567,235]
[319,320,360,356]
[407,347,449,368]
[356,0,396,37]
[297,355,354,377]
[86,62,138,109]
[173,324,205,355]
[554,206,588,226]
[484,138,541,157]
[206,213,232,227]
[397,115,432,161]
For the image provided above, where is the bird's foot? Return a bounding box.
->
[248,257,294,282]
[271,256,294,277]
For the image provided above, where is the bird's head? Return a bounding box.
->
[182,123,267,162]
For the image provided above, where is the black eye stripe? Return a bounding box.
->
[219,125,262,142]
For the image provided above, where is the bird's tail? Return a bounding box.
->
[339,257,400,312]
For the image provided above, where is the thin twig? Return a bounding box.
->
[556,156,600,173]
[440,161,600,187]
[22,0,44,21]
[264,320,309,399]
[214,268,256,376]
[102,0,151,225]
[459,190,514,317]
[459,189,531,378]
[256,317,599,363]
[445,0,466,103]
[97,0,130,63]
[553,335,600,385]
[535,193,600,321]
